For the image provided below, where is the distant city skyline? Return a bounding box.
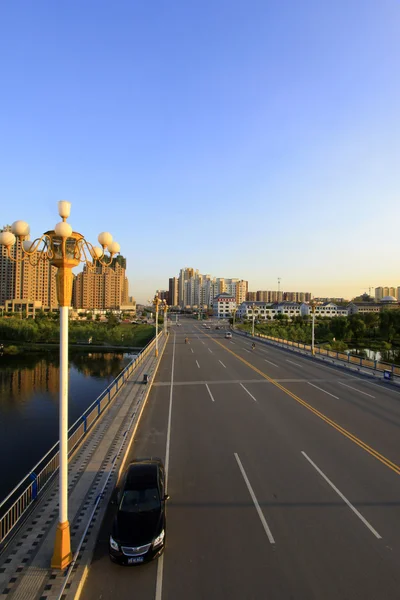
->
[1,2,399,305]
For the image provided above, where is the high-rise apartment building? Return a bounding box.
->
[0,225,57,309]
[73,255,128,310]
[178,267,196,307]
[375,287,398,300]
[168,277,178,306]
[174,268,248,308]
[251,290,311,303]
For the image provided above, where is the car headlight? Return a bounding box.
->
[109,535,119,551]
[152,529,165,548]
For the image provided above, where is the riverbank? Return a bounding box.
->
[0,318,156,355]
[0,342,143,356]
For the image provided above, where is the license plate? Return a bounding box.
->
[128,557,144,564]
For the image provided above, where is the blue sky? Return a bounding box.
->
[1,1,399,303]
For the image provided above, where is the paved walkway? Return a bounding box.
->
[0,335,167,600]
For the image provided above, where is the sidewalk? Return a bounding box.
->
[0,335,167,600]
[235,329,399,387]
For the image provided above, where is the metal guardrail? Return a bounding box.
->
[0,331,163,547]
[235,329,399,379]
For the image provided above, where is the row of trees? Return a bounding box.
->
[240,310,400,346]
[0,318,155,347]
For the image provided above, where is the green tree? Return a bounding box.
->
[348,316,366,342]
[330,317,349,341]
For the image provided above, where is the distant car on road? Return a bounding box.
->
[225,332,232,339]
[109,458,169,565]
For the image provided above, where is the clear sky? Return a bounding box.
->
[1,1,399,303]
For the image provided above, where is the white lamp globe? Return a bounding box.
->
[108,241,120,255]
[11,220,30,237]
[0,231,16,246]
[98,231,113,248]
[55,221,73,238]
[23,240,34,252]
[92,246,103,259]
[58,201,71,219]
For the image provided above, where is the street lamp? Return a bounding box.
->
[251,303,256,337]
[150,293,163,357]
[162,300,168,334]
[231,307,236,329]
[311,301,317,356]
[0,201,120,570]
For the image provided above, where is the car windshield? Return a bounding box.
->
[119,487,160,513]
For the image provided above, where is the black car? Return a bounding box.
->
[109,458,169,565]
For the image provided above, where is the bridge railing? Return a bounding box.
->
[235,329,399,379]
[0,331,163,547]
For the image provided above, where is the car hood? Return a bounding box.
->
[113,509,163,546]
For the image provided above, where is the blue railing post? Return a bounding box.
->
[30,472,38,500]
[97,400,101,416]
[83,415,87,433]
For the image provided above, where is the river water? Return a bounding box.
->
[0,350,135,501]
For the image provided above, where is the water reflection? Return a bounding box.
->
[0,351,134,500]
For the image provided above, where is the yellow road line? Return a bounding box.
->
[210,334,400,476]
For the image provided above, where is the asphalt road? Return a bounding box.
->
[82,318,400,599]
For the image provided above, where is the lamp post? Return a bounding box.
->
[0,201,120,570]
[311,301,317,356]
[151,293,162,357]
[231,307,236,329]
[162,300,168,334]
[251,303,256,337]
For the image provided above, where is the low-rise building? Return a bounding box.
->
[347,302,382,315]
[237,301,302,320]
[5,299,44,318]
[300,302,348,318]
[213,293,236,319]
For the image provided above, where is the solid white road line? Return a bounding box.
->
[359,379,400,395]
[219,360,227,368]
[308,382,339,399]
[286,359,302,367]
[208,347,213,353]
[338,381,375,398]
[240,383,257,402]
[264,359,279,368]
[234,453,275,544]
[196,360,200,369]
[156,333,176,600]
[206,383,215,402]
[301,451,382,539]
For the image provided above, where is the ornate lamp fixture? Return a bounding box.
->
[148,293,166,357]
[0,201,120,570]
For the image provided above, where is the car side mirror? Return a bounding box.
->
[164,494,170,501]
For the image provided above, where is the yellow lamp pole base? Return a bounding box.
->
[155,348,159,357]
[51,520,72,570]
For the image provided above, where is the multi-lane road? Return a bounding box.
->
[83,318,400,599]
